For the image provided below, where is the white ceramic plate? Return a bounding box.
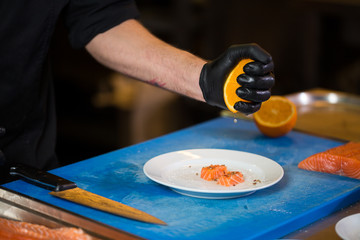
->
[143,149,284,199]
[335,213,360,240]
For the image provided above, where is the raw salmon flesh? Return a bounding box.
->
[298,142,360,179]
[200,164,227,181]
[217,171,244,187]
[200,164,244,186]
[0,217,92,240]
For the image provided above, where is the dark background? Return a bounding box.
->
[50,0,360,166]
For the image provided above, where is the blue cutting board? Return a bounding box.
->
[3,117,360,240]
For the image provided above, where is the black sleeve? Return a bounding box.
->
[64,0,140,49]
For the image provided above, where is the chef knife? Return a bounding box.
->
[9,164,166,225]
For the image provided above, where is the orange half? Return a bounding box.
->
[223,59,253,113]
[253,96,297,138]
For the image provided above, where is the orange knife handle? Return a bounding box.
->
[9,164,77,191]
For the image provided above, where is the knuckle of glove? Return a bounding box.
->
[238,74,275,89]
[230,43,273,66]
[236,88,271,102]
[244,61,274,75]
[237,74,254,86]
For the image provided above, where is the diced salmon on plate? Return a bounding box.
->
[217,171,245,187]
[200,164,245,187]
[298,142,360,179]
[200,164,228,181]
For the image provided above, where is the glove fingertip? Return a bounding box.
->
[234,101,261,115]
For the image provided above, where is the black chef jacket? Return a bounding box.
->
[0,0,139,182]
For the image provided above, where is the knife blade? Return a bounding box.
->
[9,164,166,225]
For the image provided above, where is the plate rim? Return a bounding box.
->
[143,148,284,195]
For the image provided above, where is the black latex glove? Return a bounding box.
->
[199,43,275,114]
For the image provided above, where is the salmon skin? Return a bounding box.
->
[0,217,92,240]
[200,164,244,186]
[298,142,360,179]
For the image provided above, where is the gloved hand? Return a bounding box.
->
[199,43,275,114]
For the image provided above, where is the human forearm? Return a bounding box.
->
[86,19,206,102]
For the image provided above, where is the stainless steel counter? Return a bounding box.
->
[0,187,141,240]
[287,88,360,142]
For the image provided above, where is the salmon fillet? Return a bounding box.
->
[0,218,92,240]
[217,171,245,187]
[200,164,227,181]
[298,142,360,179]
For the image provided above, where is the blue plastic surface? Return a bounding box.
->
[3,117,360,240]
